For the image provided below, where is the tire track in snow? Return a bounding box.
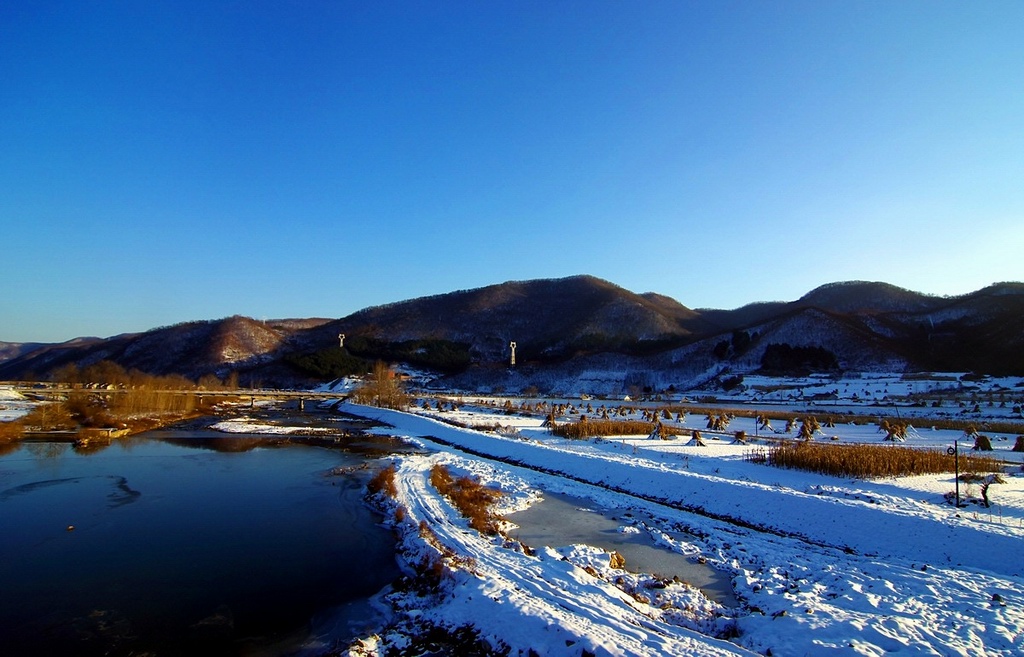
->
[391,455,756,656]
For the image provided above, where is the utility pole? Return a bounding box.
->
[948,440,961,507]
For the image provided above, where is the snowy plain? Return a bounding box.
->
[4,375,1024,655]
[322,373,1024,657]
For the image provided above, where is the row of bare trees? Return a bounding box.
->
[51,361,239,391]
[4,361,247,437]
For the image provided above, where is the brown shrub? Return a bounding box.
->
[64,393,120,428]
[367,463,398,499]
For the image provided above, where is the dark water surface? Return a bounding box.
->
[0,430,401,656]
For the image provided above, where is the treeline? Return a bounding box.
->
[287,337,472,378]
[760,343,839,374]
[515,332,691,363]
[348,337,472,373]
[285,348,370,378]
[51,361,239,390]
[1,361,236,438]
[714,330,756,360]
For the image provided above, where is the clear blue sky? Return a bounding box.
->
[3,1,1022,343]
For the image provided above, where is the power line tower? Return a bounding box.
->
[509,341,517,367]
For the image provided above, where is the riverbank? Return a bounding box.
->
[337,401,1024,657]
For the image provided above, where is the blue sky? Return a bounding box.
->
[2,1,1022,343]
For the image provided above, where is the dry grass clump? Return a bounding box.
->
[758,441,1001,479]
[879,419,909,441]
[972,434,994,451]
[414,521,452,586]
[552,418,655,439]
[705,414,732,431]
[367,463,398,499]
[798,416,821,440]
[429,464,503,535]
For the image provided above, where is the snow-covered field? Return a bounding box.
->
[4,377,1024,655]
[334,394,1024,656]
[719,372,1024,422]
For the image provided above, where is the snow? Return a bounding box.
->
[209,416,341,435]
[332,399,1024,656]
[714,371,1024,420]
[370,453,751,656]
[5,375,1023,654]
[0,385,32,421]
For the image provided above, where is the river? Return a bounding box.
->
[0,419,405,656]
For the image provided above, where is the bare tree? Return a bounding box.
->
[353,361,409,410]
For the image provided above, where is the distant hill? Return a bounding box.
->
[1,276,1022,390]
[316,275,716,361]
[796,281,946,314]
[882,282,1024,375]
[0,317,330,383]
[697,281,945,331]
[0,342,49,363]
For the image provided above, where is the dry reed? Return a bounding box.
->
[552,419,655,439]
[754,441,1002,479]
[430,464,503,535]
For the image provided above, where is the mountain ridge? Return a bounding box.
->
[2,276,1022,389]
